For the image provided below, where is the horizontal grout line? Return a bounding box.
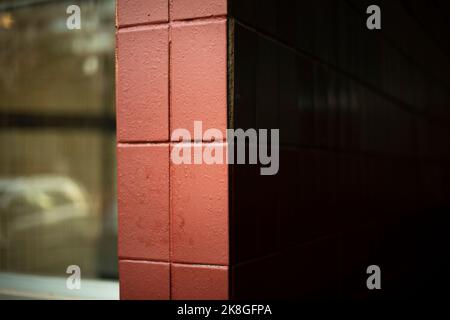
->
[117,141,450,161]
[171,262,228,269]
[116,20,168,30]
[171,15,227,27]
[117,141,169,145]
[170,139,227,144]
[117,23,168,33]
[233,19,450,129]
[118,139,227,145]
[117,15,227,30]
[119,257,228,268]
[120,258,169,264]
[231,234,335,269]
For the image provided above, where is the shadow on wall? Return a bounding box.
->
[228,0,450,300]
[232,206,450,300]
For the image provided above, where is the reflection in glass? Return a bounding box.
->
[0,0,117,281]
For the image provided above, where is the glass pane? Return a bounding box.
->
[0,0,117,282]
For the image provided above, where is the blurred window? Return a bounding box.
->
[0,0,117,298]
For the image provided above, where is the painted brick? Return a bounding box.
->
[279,47,298,146]
[117,0,168,27]
[233,22,257,130]
[119,260,170,300]
[255,34,279,130]
[231,254,280,299]
[170,20,227,140]
[170,0,227,21]
[171,263,228,300]
[117,25,168,142]
[118,144,169,261]
[170,143,228,265]
[232,237,340,299]
[278,148,300,246]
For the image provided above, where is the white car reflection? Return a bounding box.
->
[0,175,89,235]
[0,175,99,276]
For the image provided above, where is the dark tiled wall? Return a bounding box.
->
[229,0,450,299]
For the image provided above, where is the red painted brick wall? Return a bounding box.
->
[116,0,228,300]
[117,0,450,300]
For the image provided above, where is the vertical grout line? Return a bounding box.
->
[168,0,172,301]
[115,6,120,299]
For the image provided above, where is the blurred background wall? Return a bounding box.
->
[229,0,450,299]
[0,0,117,282]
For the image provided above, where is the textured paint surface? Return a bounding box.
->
[171,0,227,20]
[118,144,169,261]
[117,26,168,142]
[172,264,228,300]
[170,20,227,139]
[119,260,170,300]
[170,143,228,265]
[117,0,168,26]
[116,0,229,300]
